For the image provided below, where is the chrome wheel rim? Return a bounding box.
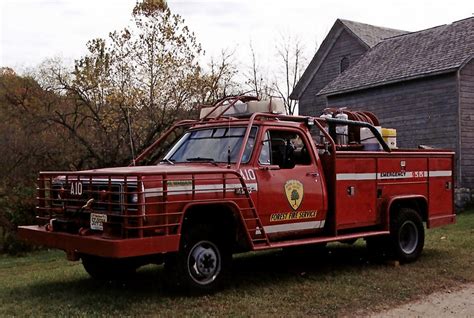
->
[399,220,419,254]
[187,240,221,285]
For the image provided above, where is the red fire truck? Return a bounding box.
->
[19,96,455,292]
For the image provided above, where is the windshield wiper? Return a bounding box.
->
[160,158,175,165]
[186,157,218,165]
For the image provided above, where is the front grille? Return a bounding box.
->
[51,181,137,214]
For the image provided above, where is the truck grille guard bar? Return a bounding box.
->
[36,170,269,247]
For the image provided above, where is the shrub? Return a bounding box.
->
[0,183,37,254]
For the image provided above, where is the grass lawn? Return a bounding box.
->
[1,212,473,317]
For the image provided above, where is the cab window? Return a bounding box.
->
[258,130,311,169]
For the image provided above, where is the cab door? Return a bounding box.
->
[254,128,326,240]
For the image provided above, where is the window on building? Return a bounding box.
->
[340,56,350,73]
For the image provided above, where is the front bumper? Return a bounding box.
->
[18,225,180,258]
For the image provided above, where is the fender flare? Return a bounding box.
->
[177,200,253,248]
[384,195,428,229]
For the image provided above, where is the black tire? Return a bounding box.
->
[81,255,137,280]
[164,224,231,293]
[389,208,425,263]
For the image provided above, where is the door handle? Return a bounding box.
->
[307,172,320,177]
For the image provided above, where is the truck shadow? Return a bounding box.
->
[9,243,447,302]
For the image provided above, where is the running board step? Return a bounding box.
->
[252,230,390,250]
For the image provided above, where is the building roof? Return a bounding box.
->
[290,19,406,99]
[319,17,474,96]
[340,19,407,48]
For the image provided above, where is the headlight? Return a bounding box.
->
[130,193,139,204]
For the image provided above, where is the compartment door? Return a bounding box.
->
[335,157,377,229]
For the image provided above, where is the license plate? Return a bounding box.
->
[90,213,107,231]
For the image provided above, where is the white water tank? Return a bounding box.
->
[319,113,332,145]
[360,126,382,151]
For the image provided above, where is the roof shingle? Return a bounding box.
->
[319,17,474,96]
[290,19,406,99]
[340,19,407,47]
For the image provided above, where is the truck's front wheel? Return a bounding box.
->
[165,224,231,293]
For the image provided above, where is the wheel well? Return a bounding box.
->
[181,204,246,249]
[389,198,428,223]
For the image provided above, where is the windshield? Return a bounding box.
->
[165,127,257,164]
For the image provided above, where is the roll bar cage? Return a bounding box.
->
[132,95,390,167]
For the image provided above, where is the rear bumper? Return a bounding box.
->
[18,225,180,258]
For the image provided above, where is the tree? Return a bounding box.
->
[0,0,240,252]
[41,0,210,168]
[198,49,241,104]
[244,42,271,99]
[272,34,308,115]
[245,34,311,115]
[0,69,71,253]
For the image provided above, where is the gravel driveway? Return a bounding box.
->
[371,284,474,317]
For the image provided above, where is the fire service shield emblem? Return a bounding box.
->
[284,180,304,210]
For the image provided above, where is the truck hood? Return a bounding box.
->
[52,164,235,176]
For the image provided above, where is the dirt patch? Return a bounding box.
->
[371,283,474,317]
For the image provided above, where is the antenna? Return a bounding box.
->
[227,112,231,168]
[126,107,136,166]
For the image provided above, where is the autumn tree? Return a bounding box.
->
[0,0,241,251]
[0,69,71,252]
[44,0,224,168]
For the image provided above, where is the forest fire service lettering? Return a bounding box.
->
[270,211,317,222]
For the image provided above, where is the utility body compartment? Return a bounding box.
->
[331,151,454,231]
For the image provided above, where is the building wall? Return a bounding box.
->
[299,29,367,117]
[460,58,474,188]
[326,73,461,185]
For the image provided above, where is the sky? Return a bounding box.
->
[1,0,473,72]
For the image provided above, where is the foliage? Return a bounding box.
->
[0,1,238,253]
[0,185,36,254]
[49,1,206,167]
[0,68,77,254]
[0,0,309,253]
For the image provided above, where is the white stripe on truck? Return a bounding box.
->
[144,183,258,198]
[336,170,451,181]
[263,220,325,234]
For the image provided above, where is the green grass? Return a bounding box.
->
[1,212,473,317]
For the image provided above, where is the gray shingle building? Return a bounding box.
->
[292,17,474,189]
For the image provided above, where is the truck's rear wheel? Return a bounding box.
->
[81,255,137,280]
[164,224,231,293]
[390,208,425,263]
